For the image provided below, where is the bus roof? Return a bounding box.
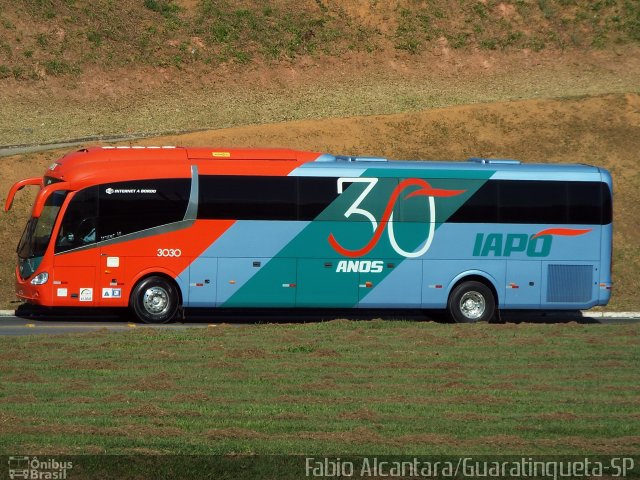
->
[43,146,607,188]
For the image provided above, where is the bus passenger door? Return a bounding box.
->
[52,188,99,306]
[504,261,541,308]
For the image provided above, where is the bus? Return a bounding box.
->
[5,146,612,323]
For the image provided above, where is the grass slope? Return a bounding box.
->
[0,321,638,455]
[0,0,639,80]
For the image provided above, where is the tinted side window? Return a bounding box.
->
[99,179,190,241]
[198,176,297,220]
[498,180,568,224]
[449,180,608,225]
[568,181,613,224]
[298,177,339,220]
[600,182,612,224]
[447,181,499,223]
[55,187,98,253]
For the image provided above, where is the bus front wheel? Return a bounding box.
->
[447,281,495,323]
[130,276,179,324]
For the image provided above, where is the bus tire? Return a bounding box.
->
[447,281,495,323]
[130,276,179,324]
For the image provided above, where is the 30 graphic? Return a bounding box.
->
[328,177,465,258]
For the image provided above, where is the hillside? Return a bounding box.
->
[0,1,639,311]
[0,0,638,81]
[2,1,640,149]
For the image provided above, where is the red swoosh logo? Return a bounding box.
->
[531,228,592,239]
[328,178,465,258]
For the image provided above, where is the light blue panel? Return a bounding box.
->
[358,260,422,308]
[489,170,600,181]
[411,222,475,260]
[187,258,217,307]
[426,223,601,262]
[288,165,367,177]
[598,225,612,306]
[293,158,604,182]
[504,260,541,308]
[222,258,297,307]
[198,221,309,258]
[312,154,337,162]
[422,260,506,308]
[216,257,287,306]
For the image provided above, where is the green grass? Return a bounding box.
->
[1,321,638,456]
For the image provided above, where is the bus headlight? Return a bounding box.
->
[30,272,49,285]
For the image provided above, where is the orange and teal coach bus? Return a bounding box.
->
[5,146,612,323]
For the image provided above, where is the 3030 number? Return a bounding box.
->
[157,248,182,257]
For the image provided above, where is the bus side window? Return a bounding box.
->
[198,176,297,220]
[55,186,98,253]
[568,182,602,224]
[98,179,190,240]
[297,177,340,220]
[498,180,568,224]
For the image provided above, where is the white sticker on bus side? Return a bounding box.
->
[106,257,120,268]
[102,288,122,299]
[79,288,93,302]
[57,288,68,297]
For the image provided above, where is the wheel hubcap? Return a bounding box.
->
[142,286,170,315]
[459,291,486,320]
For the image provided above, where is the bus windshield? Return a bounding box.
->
[17,190,68,278]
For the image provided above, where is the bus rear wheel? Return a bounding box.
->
[447,281,495,323]
[130,276,179,324]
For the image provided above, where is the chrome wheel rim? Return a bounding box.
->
[142,286,170,315]
[459,291,485,320]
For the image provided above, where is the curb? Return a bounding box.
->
[0,128,211,158]
[580,311,640,319]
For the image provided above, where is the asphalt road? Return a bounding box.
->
[0,310,638,336]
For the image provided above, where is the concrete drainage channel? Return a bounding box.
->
[0,129,212,158]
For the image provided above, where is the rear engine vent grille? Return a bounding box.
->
[547,264,593,303]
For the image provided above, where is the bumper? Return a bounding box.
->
[598,282,612,306]
[15,267,50,305]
